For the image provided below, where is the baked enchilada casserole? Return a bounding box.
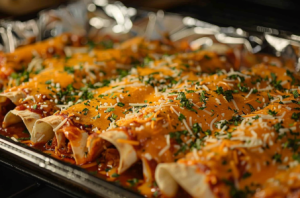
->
[0,33,300,198]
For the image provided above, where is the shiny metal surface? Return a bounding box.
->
[0,1,300,197]
[0,0,299,71]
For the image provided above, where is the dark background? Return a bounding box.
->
[0,0,300,34]
[0,0,300,197]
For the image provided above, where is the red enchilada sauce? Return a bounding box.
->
[0,108,191,198]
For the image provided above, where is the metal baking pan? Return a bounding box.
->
[1,0,300,198]
[0,135,142,198]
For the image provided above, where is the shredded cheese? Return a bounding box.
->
[158,135,170,156]
[117,139,140,145]
[244,88,253,99]
[53,118,68,132]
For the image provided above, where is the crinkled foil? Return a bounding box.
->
[1,0,300,71]
[0,0,300,71]
[1,1,300,198]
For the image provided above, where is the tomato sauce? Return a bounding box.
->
[0,110,192,197]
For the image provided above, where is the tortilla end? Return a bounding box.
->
[100,129,138,174]
[0,91,26,104]
[2,111,22,128]
[155,163,215,198]
[3,110,41,135]
[32,115,64,144]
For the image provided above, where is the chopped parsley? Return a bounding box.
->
[293,90,299,99]
[108,113,118,122]
[253,115,259,120]
[45,80,52,84]
[47,139,52,146]
[268,109,277,116]
[32,104,37,110]
[224,90,234,102]
[255,99,261,103]
[127,178,139,187]
[22,129,30,134]
[82,108,89,115]
[200,91,207,104]
[178,113,186,121]
[291,112,300,121]
[267,92,273,100]
[274,122,283,132]
[246,103,255,112]
[105,167,112,172]
[270,73,283,90]
[204,129,212,136]
[117,102,125,107]
[64,66,75,74]
[237,83,249,92]
[170,130,188,144]
[192,123,202,134]
[10,70,30,85]
[272,153,282,163]
[204,54,211,60]
[222,179,254,198]
[105,108,115,113]
[286,70,295,85]
[215,86,224,95]
[98,94,108,98]
[117,69,129,79]
[18,137,31,141]
[176,92,196,112]
[242,172,252,179]
[111,173,120,178]
[292,153,300,162]
[227,73,245,82]
[214,86,234,102]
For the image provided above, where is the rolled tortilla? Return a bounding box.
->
[155,163,214,198]
[27,44,277,171]
[154,100,300,198]
[33,115,100,164]
[100,129,138,173]
[2,109,41,135]
[0,68,74,136]
[3,33,76,70]
[0,67,74,107]
[0,36,160,133]
[64,130,105,165]
[64,46,88,57]
[31,115,64,144]
[33,117,139,168]
[141,158,153,183]
[59,126,89,164]
[33,115,107,164]
[63,130,105,165]
[0,91,26,104]
[86,133,105,163]
[30,79,155,165]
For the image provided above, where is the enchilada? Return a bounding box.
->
[0,33,299,198]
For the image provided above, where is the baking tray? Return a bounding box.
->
[0,135,142,198]
[1,0,300,198]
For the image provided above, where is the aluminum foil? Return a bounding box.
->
[1,1,300,197]
[1,0,300,71]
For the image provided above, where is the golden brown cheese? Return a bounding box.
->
[2,34,300,198]
[30,49,233,165]
[254,164,300,198]
[96,64,300,197]
[1,36,190,137]
[111,64,295,161]
[156,98,300,198]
